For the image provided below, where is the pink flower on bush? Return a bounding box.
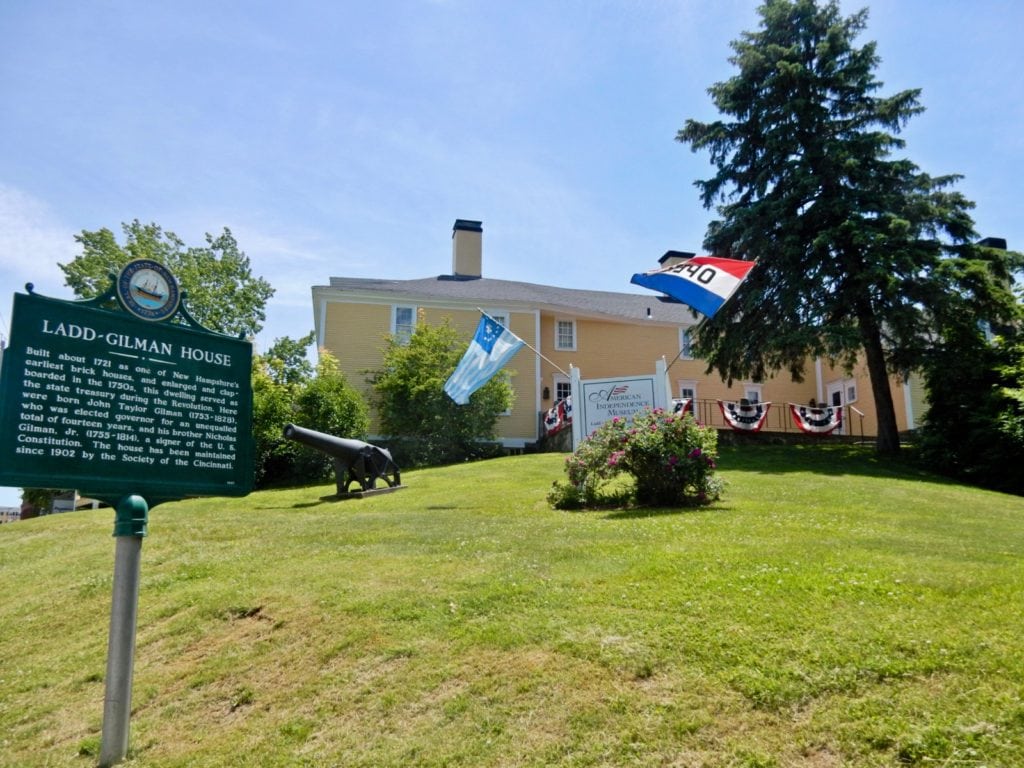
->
[688,448,702,459]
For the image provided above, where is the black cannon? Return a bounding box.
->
[282,423,402,496]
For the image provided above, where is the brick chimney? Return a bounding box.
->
[452,219,483,278]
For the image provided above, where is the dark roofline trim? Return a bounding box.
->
[315,276,701,327]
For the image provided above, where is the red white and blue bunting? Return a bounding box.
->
[671,398,694,417]
[718,400,771,432]
[543,397,573,436]
[789,403,842,435]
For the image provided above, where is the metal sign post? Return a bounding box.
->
[99,496,148,768]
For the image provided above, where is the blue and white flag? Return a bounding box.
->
[631,256,755,318]
[444,315,525,405]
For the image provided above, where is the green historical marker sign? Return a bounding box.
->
[0,262,254,767]
[0,275,253,503]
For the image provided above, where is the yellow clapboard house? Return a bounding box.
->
[312,219,920,447]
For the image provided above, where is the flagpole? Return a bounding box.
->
[664,346,686,372]
[666,313,711,373]
[476,308,571,377]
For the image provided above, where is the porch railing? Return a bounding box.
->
[536,399,868,444]
[687,398,867,441]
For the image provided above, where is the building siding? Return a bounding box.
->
[313,217,918,447]
[322,300,391,393]
[423,306,539,443]
[816,358,913,439]
[538,315,684,384]
[904,373,929,430]
[320,298,540,443]
[318,289,918,443]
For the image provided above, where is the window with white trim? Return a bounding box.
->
[554,375,571,402]
[392,305,416,344]
[487,311,509,329]
[743,383,763,404]
[555,319,576,351]
[679,328,694,360]
[678,380,697,401]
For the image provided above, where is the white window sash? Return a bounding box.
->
[555,319,576,351]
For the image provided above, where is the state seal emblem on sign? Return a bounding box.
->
[117,259,180,321]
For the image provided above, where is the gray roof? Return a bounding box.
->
[322,274,701,325]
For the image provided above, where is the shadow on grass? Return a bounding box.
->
[602,503,730,521]
[719,442,946,483]
[557,490,728,521]
[551,444,957,520]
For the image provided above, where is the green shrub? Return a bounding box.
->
[291,350,370,481]
[251,332,319,488]
[251,357,300,487]
[253,348,370,487]
[368,320,514,467]
[549,408,723,509]
[545,478,585,510]
[380,437,504,469]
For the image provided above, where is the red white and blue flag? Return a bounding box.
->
[718,400,771,432]
[789,403,842,435]
[630,256,755,318]
[444,314,525,405]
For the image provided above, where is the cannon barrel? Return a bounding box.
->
[282,423,374,460]
[282,423,400,495]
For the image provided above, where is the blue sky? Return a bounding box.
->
[1,0,1021,507]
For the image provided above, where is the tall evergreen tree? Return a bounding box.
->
[678,0,1019,453]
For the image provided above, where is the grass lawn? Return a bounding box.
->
[1,445,1023,767]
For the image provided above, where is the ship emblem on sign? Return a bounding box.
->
[117,259,181,321]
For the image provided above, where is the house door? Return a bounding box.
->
[826,380,846,435]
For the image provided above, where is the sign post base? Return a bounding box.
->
[99,495,148,768]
